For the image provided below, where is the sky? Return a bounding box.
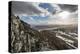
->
[11,1,78,25]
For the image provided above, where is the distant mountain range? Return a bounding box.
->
[9,15,78,53]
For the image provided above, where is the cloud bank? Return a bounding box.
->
[11,1,78,25]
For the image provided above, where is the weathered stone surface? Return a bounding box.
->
[10,15,41,53]
[9,15,77,53]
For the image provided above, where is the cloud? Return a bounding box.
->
[11,1,42,15]
[46,4,78,25]
[58,4,78,12]
[47,10,78,25]
[11,1,78,25]
[38,3,62,15]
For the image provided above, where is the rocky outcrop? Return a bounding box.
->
[10,15,41,53]
[9,15,77,53]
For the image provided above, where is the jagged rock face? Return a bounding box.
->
[9,15,77,53]
[10,15,41,53]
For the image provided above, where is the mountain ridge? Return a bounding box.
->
[9,15,77,53]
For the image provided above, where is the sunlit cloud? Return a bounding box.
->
[12,1,78,25]
[58,11,70,19]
